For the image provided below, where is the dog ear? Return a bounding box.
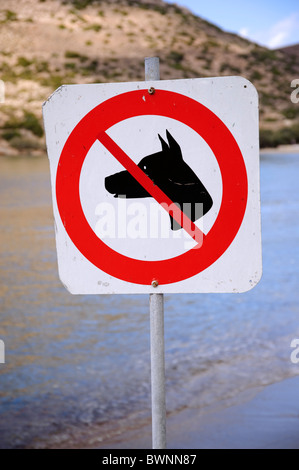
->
[158,134,169,153]
[166,130,182,159]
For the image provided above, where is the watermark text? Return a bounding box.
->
[290,79,299,104]
[290,338,299,364]
[0,339,4,364]
[95,198,204,249]
[0,80,5,103]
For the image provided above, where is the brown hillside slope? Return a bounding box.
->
[277,43,299,60]
[0,0,298,154]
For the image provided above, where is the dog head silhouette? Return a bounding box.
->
[105,130,213,230]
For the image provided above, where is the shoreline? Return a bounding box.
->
[35,374,299,449]
[260,144,299,154]
[94,375,299,450]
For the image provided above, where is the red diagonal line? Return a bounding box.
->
[97,131,204,246]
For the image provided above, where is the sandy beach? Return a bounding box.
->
[96,375,299,449]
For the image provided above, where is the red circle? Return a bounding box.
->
[56,89,247,285]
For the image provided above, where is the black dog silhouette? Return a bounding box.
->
[105,130,213,230]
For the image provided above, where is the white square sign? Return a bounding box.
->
[43,76,262,294]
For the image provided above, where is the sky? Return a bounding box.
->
[170,0,299,49]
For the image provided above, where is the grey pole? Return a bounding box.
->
[149,292,166,449]
[145,57,167,449]
[145,56,160,81]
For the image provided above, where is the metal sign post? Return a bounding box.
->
[145,57,167,449]
[149,292,166,449]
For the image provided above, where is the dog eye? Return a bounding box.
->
[143,165,147,170]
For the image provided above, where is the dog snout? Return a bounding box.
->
[105,170,149,198]
[105,170,134,194]
[105,172,120,194]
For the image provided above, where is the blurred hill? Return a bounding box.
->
[278,43,299,60]
[0,0,299,155]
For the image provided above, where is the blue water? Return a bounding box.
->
[0,152,299,448]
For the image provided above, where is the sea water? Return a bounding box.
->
[0,152,298,448]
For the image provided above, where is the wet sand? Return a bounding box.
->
[97,375,299,449]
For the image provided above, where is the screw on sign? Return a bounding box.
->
[43,76,262,294]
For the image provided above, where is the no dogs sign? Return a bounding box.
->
[43,77,262,294]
